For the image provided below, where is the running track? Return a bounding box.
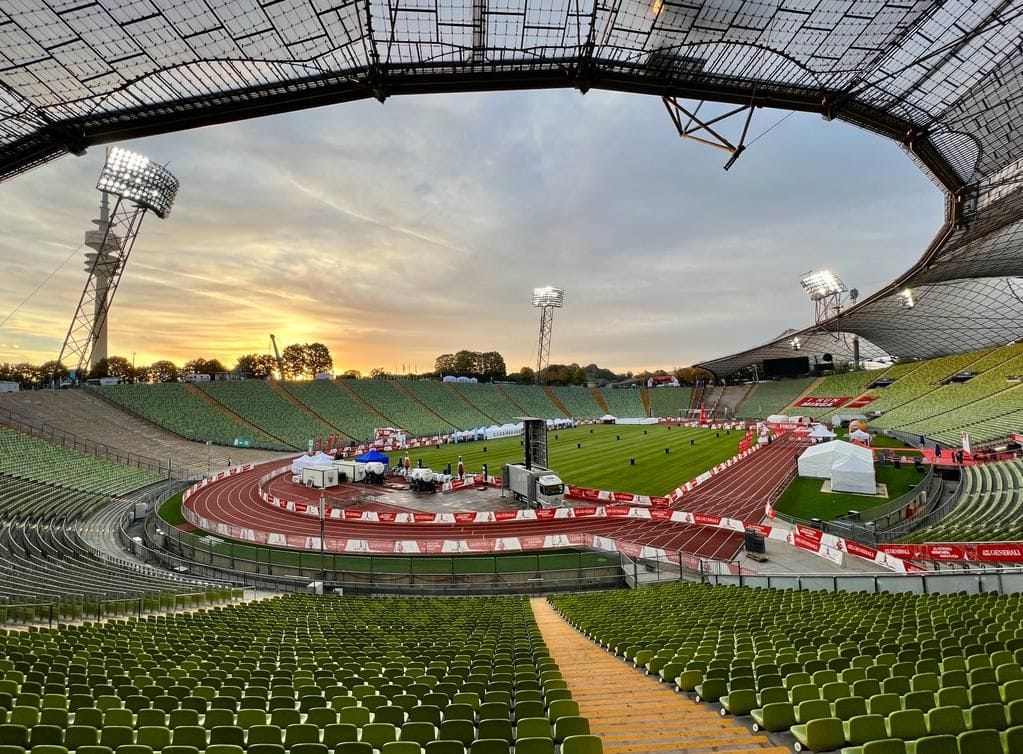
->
[184,435,806,562]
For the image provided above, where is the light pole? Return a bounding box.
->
[55,147,179,383]
[319,488,327,586]
[532,287,564,385]
[206,441,211,476]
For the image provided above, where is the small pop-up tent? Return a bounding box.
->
[808,424,837,442]
[356,449,389,465]
[849,427,871,444]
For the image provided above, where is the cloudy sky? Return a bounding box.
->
[0,89,942,375]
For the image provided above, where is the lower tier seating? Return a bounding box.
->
[0,593,595,754]
[552,582,1023,754]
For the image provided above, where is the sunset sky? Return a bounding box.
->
[0,89,942,375]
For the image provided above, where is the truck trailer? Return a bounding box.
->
[502,464,565,508]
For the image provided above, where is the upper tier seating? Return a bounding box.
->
[346,380,453,436]
[793,371,878,402]
[0,390,282,473]
[552,582,1023,754]
[0,426,161,496]
[901,460,1023,543]
[0,592,586,754]
[498,385,565,418]
[96,384,288,450]
[283,381,383,442]
[403,381,492,430]
[647,387,693,418]
[734,378,814,419]
[201,382,336,450]
[599,388,645,418]
[854,351,995,418]
[450,384,523,424]
[548,387,602,419]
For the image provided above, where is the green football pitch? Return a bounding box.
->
[387,423,744,496]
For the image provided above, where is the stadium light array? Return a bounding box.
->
[799,270,847,301]
[900,288,916,309]
[532,286,565,308]
[96,147,179,219]
[790,337,801,351]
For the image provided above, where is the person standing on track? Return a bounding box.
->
[457,455,465,481]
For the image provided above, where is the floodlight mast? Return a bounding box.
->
[532,287,564,386]
[54,147,179,384]
[799,269,848,324]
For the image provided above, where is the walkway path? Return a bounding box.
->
[531,598,788,754]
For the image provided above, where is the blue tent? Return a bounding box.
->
[356,449,390,464]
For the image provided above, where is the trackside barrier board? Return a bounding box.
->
[880,542,1023,564]
[180,463,914,572]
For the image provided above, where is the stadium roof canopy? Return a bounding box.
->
[2,0,1023,372]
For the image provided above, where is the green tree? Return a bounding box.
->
[516,366,535,384]
[143,360,179,382]
[183,358,226,377]
[434,353,456,375]
[281,344,306,379]
[341,369,361,379]
[91,355,134,381]
[234,353,277,378]
[305,342,333,376]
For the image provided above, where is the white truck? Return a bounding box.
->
[502,464,565,508]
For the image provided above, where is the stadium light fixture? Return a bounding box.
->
[900,288,915,309]
[532,286,565,308]
[799,270,848,301]
[55,147,179,383]
[96,147,179,219]
[532,287,564,386]
[790,337,801,351]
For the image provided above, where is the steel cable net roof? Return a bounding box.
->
[2,1,1023,367]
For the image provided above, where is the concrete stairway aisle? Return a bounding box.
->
[531,599,787,754]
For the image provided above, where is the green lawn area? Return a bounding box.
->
[159,492,187,525]
[394,424,744,496]
[774,463,927,520]
[832,427,919,450]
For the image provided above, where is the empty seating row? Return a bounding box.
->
[95,385,287,451]
[902,460,1023,543]
[0,594,598,754]
[551,582,1023,753]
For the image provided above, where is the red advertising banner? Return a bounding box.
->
[795,396,851,408]
[846,395,878,409]
[879,542,1023,563]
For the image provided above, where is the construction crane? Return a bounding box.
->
[269,334,284,379]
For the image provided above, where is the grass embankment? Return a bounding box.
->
[774,463,925,520]
[158,492,187,525]
[393,424,743,496]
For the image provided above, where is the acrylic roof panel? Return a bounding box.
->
[2,1,1023,370]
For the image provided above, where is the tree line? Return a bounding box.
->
[0,343,714,389]
[0,342,336,387]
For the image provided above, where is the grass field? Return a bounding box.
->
[392,424,743,496]
[774,464,926,520]
[832,427,918,450]
[159,492,187,525]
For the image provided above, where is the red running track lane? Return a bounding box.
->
[185,464,742,560]
[184,437,805,561]
[675,433,807,519]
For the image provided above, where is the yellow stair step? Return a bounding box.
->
[530,598,780,754]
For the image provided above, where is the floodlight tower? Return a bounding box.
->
[83,193,119,368]
[55,148,179,382]
[532,287,564,385]
[799,270,848,324]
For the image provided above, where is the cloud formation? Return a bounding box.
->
[0,90,941,374]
